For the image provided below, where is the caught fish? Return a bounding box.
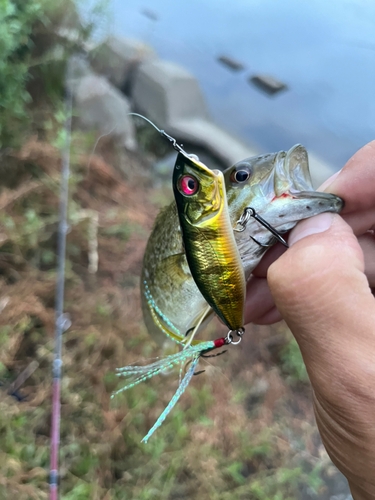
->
[172,152,245,336]
[142,145,343,347]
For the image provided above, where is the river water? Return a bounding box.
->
[108,0,375,170]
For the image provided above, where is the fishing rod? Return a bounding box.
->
[49,58,73,500]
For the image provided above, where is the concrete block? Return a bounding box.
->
[74,73,137,151]
[168,118,257,166]
[132,60,209,128]
[89,36,156,90]
[249,74,288,96]
[132,60,257,165]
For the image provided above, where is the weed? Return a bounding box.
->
[280,335,309,384]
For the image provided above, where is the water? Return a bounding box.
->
[109,0,375,169]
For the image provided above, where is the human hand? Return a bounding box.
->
[244,141,375,499]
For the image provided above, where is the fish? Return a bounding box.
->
[172,151,245,335]
[141,145,343,347]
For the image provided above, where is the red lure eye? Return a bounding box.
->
[179,175,198,196]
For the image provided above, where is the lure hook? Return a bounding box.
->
[200,350,227,358]
[234,207,289,248]
[250,236,273,248]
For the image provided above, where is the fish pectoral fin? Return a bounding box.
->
[156,253,191,285]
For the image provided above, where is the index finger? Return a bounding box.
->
[250,141,375,280]
[319,141,375,214]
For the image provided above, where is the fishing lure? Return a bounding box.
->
[113,117,247,442]
[172,151,245,339]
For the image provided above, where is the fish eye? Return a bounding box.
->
[230,165,251,184]
[179,175,199,196]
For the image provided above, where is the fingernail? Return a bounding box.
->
[289,213,334,246]
[318,169,342,192]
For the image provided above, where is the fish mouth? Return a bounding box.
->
[264,144,343,231]
[232,145,344,264]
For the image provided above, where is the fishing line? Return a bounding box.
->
[86,123,118,175]
[128,112,189,155]
[128,112,163,132]
[49,58,73,500]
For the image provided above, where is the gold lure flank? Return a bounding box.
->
[172,153,245,332]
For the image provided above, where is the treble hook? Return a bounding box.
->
[234,207,289,248]
[200,350,227,358]
[250,236,273,248]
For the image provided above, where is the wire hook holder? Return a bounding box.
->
[234,207,289,248]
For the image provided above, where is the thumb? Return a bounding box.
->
[268,212,375,394]
[268,212,375,495]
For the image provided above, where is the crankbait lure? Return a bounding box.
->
[113,116,244,442]
[113,117,249,442]
[172,151,245,338]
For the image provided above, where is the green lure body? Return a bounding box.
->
[172,153,245,331]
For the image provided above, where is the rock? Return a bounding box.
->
[141,8,159,21]
[132,60,209,126]
[217,55,244,72]
[67,55,93,89]
[249,74,288,96]
[132,60,258,166]
[167,118,257,167]
[89,36,156,91]
[74,73,137,151]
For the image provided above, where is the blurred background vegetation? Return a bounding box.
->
[0,1,356,499]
